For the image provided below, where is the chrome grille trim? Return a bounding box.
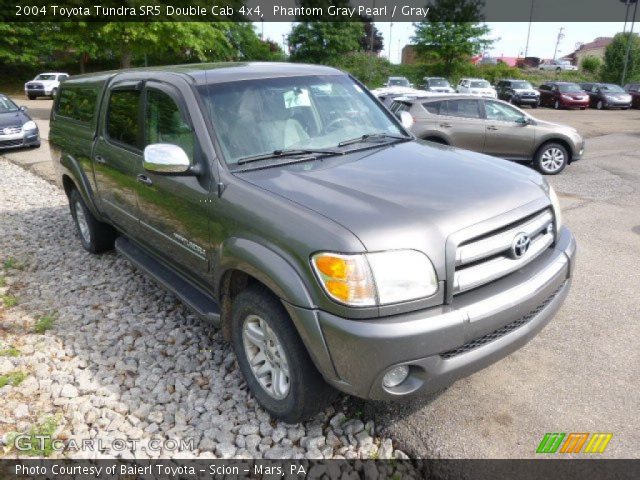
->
[453,209,554,294]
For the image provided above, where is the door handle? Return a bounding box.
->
[440,123,452,128]
[94,155,106,165]
[136,174,153,186]
[487,125,498,131]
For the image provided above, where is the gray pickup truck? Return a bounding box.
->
[50,63,576,422]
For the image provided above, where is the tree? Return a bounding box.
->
[411,0,494,75]
[602,32,640,83]
[359,18,384,54]
[288,22,364,64]
[580,55,602,76]
[224,23,285,61]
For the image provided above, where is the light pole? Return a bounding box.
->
[524,0,535,58]
[621,0,639,85]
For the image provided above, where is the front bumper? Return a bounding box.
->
[291,226,576,400]
[560,98,589,108]
[514,96,539,105]
[0,131,40,149]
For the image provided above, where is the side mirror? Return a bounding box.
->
[515,117,530,125]
[19,106,27,111]
[143,143,192,175]
[399,111,414,129]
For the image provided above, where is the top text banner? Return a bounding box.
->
[3,0,638,22]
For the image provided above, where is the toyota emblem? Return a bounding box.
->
[511,233,531,259]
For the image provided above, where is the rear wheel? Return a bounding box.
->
[27,94,36,100]
[596,100,605,110]
[534,142,568,175]
[68,189,117,253]
[231,286,336,422]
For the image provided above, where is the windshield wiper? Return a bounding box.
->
[337,133,411,148]
[236,148,343,166]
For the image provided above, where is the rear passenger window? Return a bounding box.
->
[442,100,481,119]
[56,87,98,124]
[145,89,195,162]
[107,90,140,148]
[423,101,441,114]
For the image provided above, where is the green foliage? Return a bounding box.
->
[288,22,364,64]
[330,52,392,87]
[580,55,602,75]
[412,0,494,75]
[8,416,61,457]
[3,257,24,270]
[0,370,26,388]
[0,346,20,357]
[1,294,18,308]
[0,276,5,287]
[602,32,640,83]
[34,312,56,334]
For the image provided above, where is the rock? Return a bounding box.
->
[14,404,29,418]
[342,419,364,435]
[238,424,259,436]
[215,443,236,458]
[60,384,79,398]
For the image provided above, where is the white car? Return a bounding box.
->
[538,60,578,72]
[24,72,69,99]
[456,78,497,98]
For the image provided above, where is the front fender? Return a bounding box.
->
[215,237,314,309]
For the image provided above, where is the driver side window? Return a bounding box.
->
[484,101,526,123]
[145,89,195,163]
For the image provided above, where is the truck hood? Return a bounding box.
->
[237,141,548,255]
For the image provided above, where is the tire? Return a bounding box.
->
[622,107,630,110]
[231,286,337,422]
[68,189,117,253]
[532,103,539,109]
[28,94,36,100]
[51,88,58,98]
[534,142,568,175]
[580,107,586,110]
[596,100,604,110]
[556,67,561,72]
[554,100,561,110]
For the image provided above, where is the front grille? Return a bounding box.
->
[1,126,22,135]
[26,82,43,89]
[440,284,563,359]
[453,209,555,295]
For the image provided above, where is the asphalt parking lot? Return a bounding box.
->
[2,96,639,458]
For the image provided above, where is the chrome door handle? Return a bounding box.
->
[94,155,106,164]
[136,174,153,186]
[487,125,498,131]
[440,123,452,128]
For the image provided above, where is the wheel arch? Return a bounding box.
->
[534,137,574,163]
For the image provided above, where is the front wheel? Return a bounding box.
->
[68,189,117,253]
[534,143,568,175]
[554,100,561,110]
[231,286,336,422]
[51,88,58,98]
[27,94,36,100]
[596,100,605,110]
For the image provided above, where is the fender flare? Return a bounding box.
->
[215,237,315,309]
[60,154,104,221]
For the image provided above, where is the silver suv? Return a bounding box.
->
[391,95,584,174]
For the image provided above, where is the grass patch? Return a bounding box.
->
[7,415,60,457]
[0,346,20,357]
[0,276,6,287]
[34,312,56,333]
[1,294,18,308]
[3,257,24,270]
[0,370,27,388]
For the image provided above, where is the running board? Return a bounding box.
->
[115,237,221,324]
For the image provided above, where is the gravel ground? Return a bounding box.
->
[0,158,408,463]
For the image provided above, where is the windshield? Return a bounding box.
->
[511,81,533,90]
[429,79,450,87]
[558,84,583,93]
[0,96,19,113]
[35,74,56,81]
[558,60,571,65]
[388,78,410,87]
[470,81,491,88]
[600,84,625,93]
[199,75,404,166]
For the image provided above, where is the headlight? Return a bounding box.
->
[22,121,37,131]
[311,250,438,307]
[548,185,562,234]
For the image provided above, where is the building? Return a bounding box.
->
[566,37,613,65]
[401,45,417,65]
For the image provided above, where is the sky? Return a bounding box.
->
[256,22,627,64]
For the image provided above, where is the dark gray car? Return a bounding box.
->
[50,63,576,421]
[393,95,584,174]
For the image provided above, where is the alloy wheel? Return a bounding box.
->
[540,147,565,173]
[74,201,91,244]
[242,314,290,400]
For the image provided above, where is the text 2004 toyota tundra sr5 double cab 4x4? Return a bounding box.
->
[50,63,576,422]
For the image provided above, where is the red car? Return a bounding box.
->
[624,83,640,109]
[538,82,589,109]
